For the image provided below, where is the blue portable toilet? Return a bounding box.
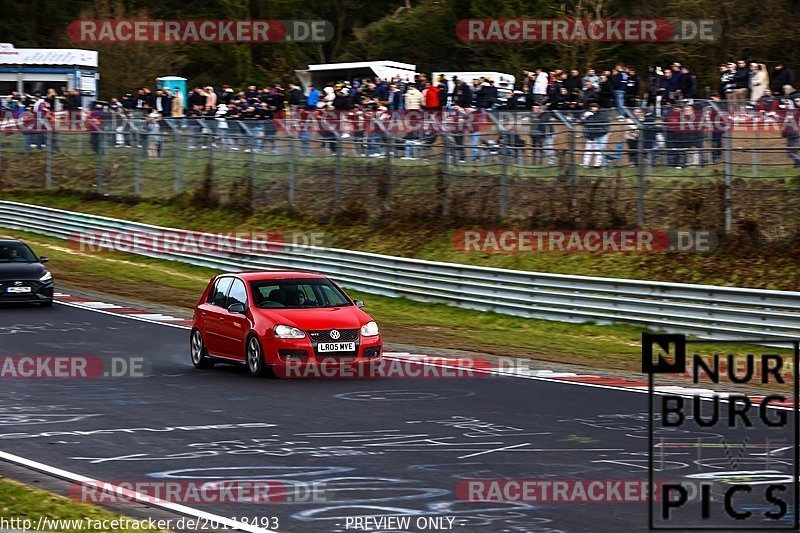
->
[156,76,187,108]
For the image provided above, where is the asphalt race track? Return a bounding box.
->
[0,303,795,532]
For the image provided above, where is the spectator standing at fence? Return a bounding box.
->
[624,108,645,165]
[532,69,549,106]
[204,86,217,111]
[645,65,662,107]
[597,75,613,109]
[580,103,609,167]
[770,60,795,96]
[529,105,555,165]
[624,67,640,108]
[423,82,440,111]
[749,63,769,104]
[779,99,800,167]
[88,102,106,155]
[678,66,697,100]
[719,64,735,100]
[287,83,303,112]
[171,88,184,118]
[306,84,320,109]
[731,60,749,101]
[404,84,423,111]
[144,111,161,158]
[65,89,81,111]
[214,104,231,150]
[582,79,599,108]
[582,69,599,90]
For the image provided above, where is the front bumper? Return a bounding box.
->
[265,333,383,366]
[0,280,54,304]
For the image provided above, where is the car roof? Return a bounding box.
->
[0,239,24,245]
[223,271,329,281]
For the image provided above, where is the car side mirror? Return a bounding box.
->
[39,257,49,263]
[227,302,246,314]
[354,300,365,309]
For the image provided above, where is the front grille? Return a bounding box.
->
[309,329,358,342]
[0,280,44,299]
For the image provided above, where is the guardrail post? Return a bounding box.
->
[174,132,182,194]
[45,131,53,190]
[723,131,733,233]
[288,136,296,208]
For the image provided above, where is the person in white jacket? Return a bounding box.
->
[749,63,770,104]
[320,86,335,110]
[404,85,423,110]
[533,69,549,105]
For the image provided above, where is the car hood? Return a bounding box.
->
[0,262,47,281]
[255,306,370,330]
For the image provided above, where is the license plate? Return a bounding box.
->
[6,286,31,293]
[317,342,355,353]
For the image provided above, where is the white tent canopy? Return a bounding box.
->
[0,43,98,68]
[295,61,417,94]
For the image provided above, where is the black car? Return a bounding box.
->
[0,239,54,306]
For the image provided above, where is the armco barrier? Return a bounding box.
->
[0,201,798,341]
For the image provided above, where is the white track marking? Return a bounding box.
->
[0,451,275,533]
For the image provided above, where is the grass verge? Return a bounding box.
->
[0,477,167,533]
[2,190,799,290]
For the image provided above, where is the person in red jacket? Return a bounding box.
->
[423,83,441,111]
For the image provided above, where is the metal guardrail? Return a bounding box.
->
[0,200,798,341]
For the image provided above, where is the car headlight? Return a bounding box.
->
[360,321,379,337]
[274,324,305,339]
[39,270,52,282]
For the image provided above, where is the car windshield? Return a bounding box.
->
[251,278,352,309]
[0,243,38,263]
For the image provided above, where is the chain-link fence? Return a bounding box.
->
[0,104,798,235]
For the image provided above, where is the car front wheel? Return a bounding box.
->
[246,336,269,377]
[190,330,214,369]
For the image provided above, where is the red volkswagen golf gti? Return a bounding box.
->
[190,271,382,377]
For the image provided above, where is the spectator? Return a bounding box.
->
[612,64,628,117]
[306,84,320,109]
[171,88,184,118]
[145,111,161,157]
[645,65,663,107]
[287,83,303,111]
[678,66,696,100]
[719,64,736,101]
[532,69,549,105]
[580,103,609,167]
[624,108,645,165]
[423,82,440,111]
[582,69,600,90]
[731,60,749,101]
[582,79,599,108]
[749,63,769,104]
[564,69,582,93]
[529,105,555,165]
[770,60,795,96]
[404,84,423,110]
[625,67,640,108]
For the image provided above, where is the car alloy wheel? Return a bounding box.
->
[190,330,213,369]
[247,336,268,377]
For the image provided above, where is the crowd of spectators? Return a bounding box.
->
[1,58,797,165]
